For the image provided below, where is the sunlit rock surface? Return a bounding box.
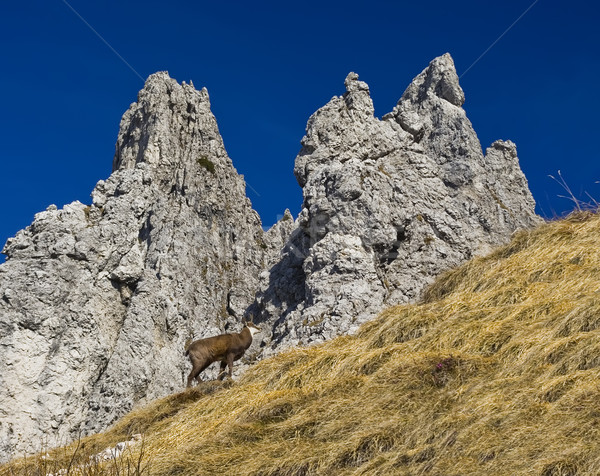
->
[0,73,273,459]
[249,54,540,352]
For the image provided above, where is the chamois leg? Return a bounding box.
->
[186,371,196,388]
[187,367,201,387]
[226,353,235,379]
[217,360,227,380]
[187,359,212,387]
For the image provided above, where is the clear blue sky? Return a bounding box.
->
[1,0,598,258]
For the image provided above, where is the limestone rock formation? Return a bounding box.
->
[250,54,541,352]
[0,73,271,460]
[0,53,541,462]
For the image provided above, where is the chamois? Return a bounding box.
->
[185,320,261,387]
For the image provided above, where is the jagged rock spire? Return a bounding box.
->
[0,72,273,461]
[113,72,221,172]
[251,53,540,352]
[342,72,374,116]
[403,53,465,107]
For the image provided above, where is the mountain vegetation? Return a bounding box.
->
[4,212,599,475]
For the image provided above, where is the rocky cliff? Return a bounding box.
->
[250,54,540,352]
[0,54,539,462]
[0,73,274,459]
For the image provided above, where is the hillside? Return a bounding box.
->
[3,212,600,475]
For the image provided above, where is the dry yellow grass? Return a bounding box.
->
[4,212,600,475]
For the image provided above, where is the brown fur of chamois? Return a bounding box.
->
[185,320,261,386]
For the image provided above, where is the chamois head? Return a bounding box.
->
[242,318,261,336]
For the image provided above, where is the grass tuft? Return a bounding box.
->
[196,155,216,174]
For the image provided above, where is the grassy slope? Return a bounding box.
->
[4,213,600,475]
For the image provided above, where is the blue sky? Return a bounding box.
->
[1,1,599,258]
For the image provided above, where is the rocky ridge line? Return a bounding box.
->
[0,54,540,462]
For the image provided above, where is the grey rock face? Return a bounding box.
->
[250,53,541,352]
[0,73,270,460]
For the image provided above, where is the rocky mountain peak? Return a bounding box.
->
[252,53,541,352]
[410,52,465,107]
[112,71,230,199]
[342,72,374,116]
[0,73,271,460]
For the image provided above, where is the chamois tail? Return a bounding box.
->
[184,337,193,355]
